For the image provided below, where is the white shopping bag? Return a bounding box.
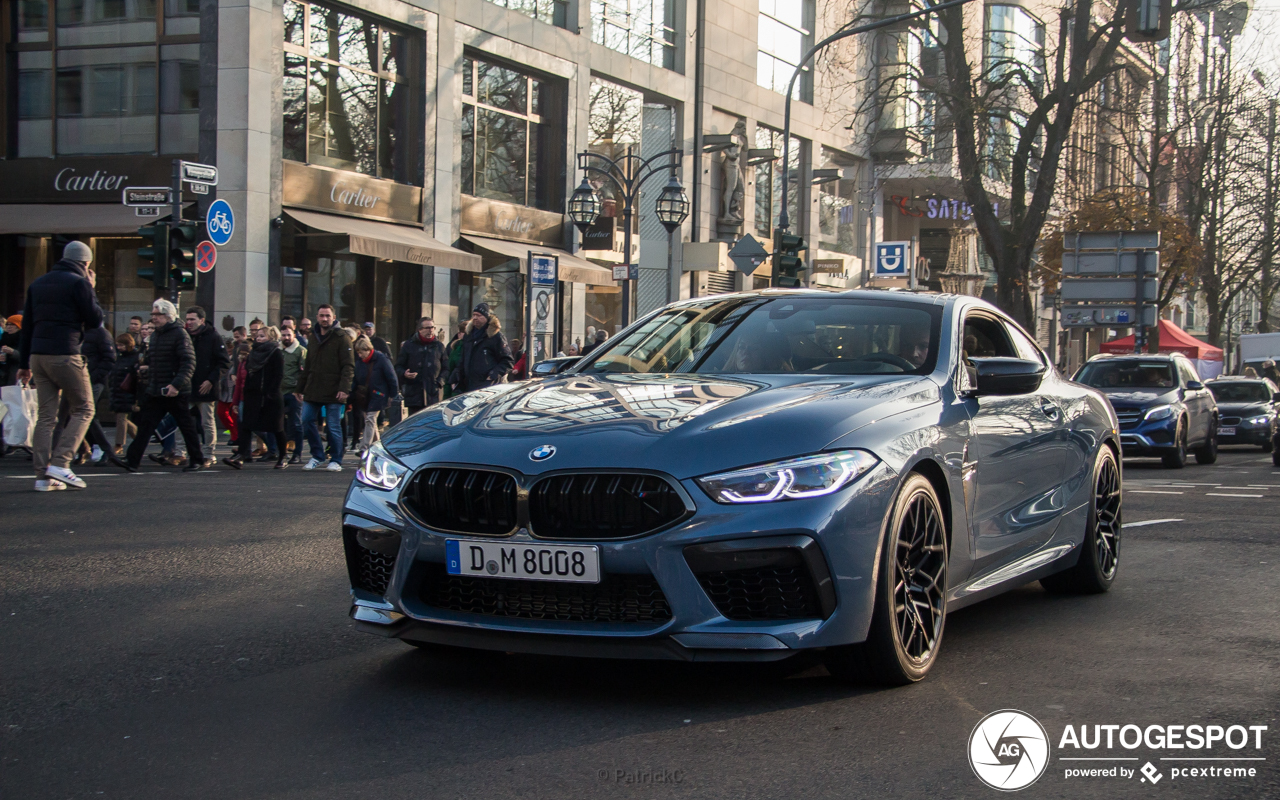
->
[1,384,38,448]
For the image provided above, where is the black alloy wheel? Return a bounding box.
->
[1162,419,1187,469]
[1043,446,1121,594]
[826,473,947,685]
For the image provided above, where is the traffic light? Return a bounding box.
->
[772,231,807,288]
[169,220,198,290]
[137,222,171,290]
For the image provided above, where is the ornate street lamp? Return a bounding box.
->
[573,149,685,326]
[655,175,690,233]
[568,178,601,233]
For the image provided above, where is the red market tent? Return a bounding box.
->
[1099,319,1224,377]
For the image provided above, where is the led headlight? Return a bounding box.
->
[1246,415,1270,426]
[1144,404,1174,422]
[697,450,879,504]
[356,443,408,491]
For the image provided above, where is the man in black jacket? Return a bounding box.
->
[123,300,205,472]
[16,241,103,491]
[396,316,448,413]
[449,304,513,394]
[185,306,230,465]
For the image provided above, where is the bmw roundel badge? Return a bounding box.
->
[529,444,556,461]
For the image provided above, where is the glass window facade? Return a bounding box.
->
[460,54,566,211]
[754,126,802,239]
[757,0,812,103]
[592,0,676,70]
[482,0,567,28]
[281,0,423,184]
[7,0,197,157]
[817,166,861,256]
[984,5,1045,85]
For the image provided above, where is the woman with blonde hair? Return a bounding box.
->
[351,335,398,454]
[223,325,287,469]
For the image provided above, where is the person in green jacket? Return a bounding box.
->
[279,324,307,464]
[442,321,467,400]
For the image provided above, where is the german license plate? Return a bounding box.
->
[1220,427,1236,436]
[445,540,601,584]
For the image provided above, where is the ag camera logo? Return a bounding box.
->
[969,709,1051,791]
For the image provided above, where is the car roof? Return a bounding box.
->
[664,288,957,309]
[1085,352,1186,362]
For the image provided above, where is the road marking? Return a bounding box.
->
[1206,493,1263,498]
[1129,490,1183,494]
[1126,519,1183,527]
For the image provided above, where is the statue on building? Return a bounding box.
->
[717,120,747,237]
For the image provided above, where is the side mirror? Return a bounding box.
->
[967,357,1046,397]
[1272,392,1280,403]
[1186,380,1204,391]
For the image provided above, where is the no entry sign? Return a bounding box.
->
[195,240,217,273]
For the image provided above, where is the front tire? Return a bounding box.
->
[826,473,948,685]
[1162,420,1187,469]
[1042,446,1121,594]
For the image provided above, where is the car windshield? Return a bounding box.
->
[1076,360,1176,389]
[1209,382,1272,403]
[576,297,942,376]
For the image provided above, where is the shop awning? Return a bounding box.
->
[286,208,480,272]
[0,203,173,235]
[461,235,616,286]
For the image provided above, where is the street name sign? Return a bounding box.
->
[181,161,218,186]
[1062,250,1161,275]
[122,187,171,207]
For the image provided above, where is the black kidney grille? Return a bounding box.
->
[407,468,518,535]
[696,566,821,621]
[528,473,687,540]
[418,562,672,623]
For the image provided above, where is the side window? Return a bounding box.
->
[962,315,1017,360]
[1179,361,1200,386]
[1005,323,1046,364]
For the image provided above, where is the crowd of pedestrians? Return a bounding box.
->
[2,243,547,492]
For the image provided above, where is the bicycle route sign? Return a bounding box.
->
[206,199,234,246]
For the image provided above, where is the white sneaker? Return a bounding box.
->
[34,478,67,492]
[326,461,343,472]
[45,465,87,489]
[304,458,321,471]
[90,445,104,461]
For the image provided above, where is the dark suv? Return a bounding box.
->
[1075,353,1218,468]
[1206,378,1280,452]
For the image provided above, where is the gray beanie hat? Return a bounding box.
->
[63,241,93,265]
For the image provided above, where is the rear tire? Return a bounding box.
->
[1042,446,1121,595]
[1194,422,1218,464]
[826,474,948,685]
[1162,420,1187,469]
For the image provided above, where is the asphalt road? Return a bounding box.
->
[1,448,1277,799]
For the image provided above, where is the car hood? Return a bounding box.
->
[380,373,942,479]
[1096,388,1180,408]
[1216,402,1270,416]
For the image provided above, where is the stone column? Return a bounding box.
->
[213,0,276,326]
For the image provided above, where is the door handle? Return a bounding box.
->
[1039,399,1061,421]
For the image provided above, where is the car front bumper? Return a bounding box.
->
[340,463,900,660]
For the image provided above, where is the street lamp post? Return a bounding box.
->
[569,149,687,327]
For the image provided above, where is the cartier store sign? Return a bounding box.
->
[282,161,422,225]
[0,155,185,203]
[459,195,563,246]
